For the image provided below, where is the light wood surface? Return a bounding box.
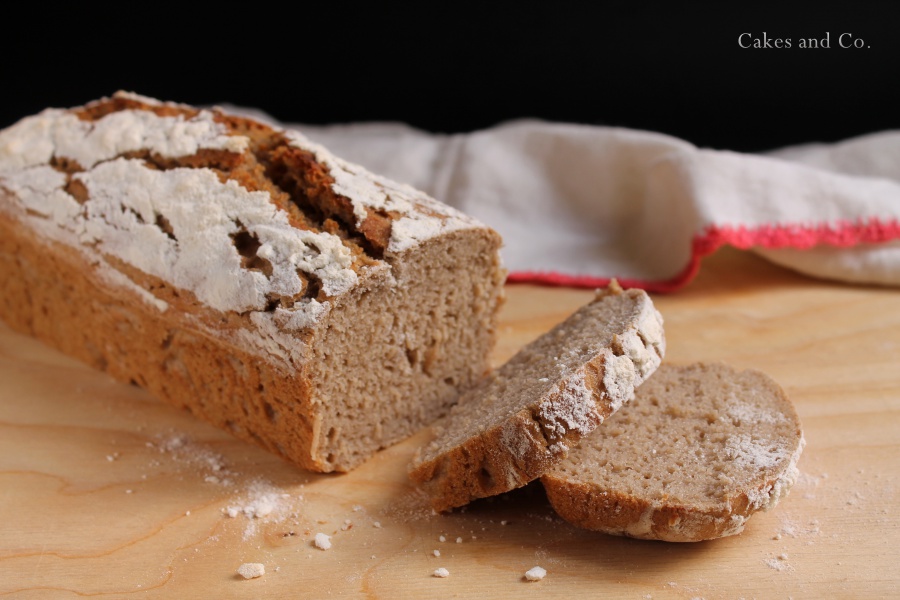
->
[2,248,898,599]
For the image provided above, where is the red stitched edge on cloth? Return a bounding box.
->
[507,217,900,293]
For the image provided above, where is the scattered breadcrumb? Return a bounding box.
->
[373,521,382,528]
[314,533,332,550]
[433,549,441,557]
[236,563,265,579]
[456,537,463,544]
[524,566,546,581]
[764,555,793,572]
[439,535,446,542]
[433,568,450,578]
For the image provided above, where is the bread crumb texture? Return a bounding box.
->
[409,282,665,511]
[542,362,804,542]
[236,563,265,580]
[432,567,450,578]
[525,566,547,581]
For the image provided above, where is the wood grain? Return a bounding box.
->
[1,247,898,599]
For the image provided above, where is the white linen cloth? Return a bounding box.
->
[229,106,900,291]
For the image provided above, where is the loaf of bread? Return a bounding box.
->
[409,283,665,511]
[541,363,804,541]
[0,92,505,472]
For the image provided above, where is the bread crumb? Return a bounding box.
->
[433,567,450,578]
[524,566,546,581]
[236,563,265,579]
[456,537,463,544]
[433,549,441,557]
[373,521,382,528]
[439,535,446,542]
[314,533,332,550]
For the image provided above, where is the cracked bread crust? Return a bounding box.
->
[0,92,505,472]
[409,282,665,512]
[541,363,804,542]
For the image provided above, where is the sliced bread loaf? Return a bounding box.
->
[541,362,804,542]
[409,282,665,512]
[0,92,505,472]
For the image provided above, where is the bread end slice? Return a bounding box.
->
[541,362,804,542]
[409,282,665,512]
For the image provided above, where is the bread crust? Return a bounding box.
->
[541,363,805,542]
[410,284,665,511]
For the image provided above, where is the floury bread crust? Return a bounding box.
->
[0,92,505,472]
[409,283,665,512]
[541,363,805,542]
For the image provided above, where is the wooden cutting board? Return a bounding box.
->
[2,248,898,599]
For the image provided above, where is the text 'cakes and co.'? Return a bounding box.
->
[738,32,869,49]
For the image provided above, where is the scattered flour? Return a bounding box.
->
[222,480,298,540]
[764,554,794,572]
[775,516,821,541]
[151,432,236,485]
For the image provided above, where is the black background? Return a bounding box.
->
[3,3,898,152]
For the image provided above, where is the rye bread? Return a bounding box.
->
[541,362,805,542]
[0,92,505,472]
[409,282,665,511]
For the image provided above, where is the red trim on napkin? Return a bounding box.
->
[508,217,900,292]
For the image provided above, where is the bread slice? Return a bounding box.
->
[0,92,505,472]
[409,282,665,512]
[541,363,804,542]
